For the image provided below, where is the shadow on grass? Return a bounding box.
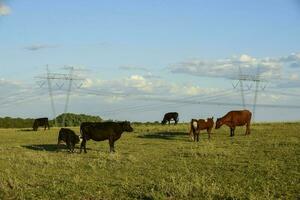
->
[22,144,63,152]
[17,129,34,132]
[22,144,91,152]
[137,132,188,140]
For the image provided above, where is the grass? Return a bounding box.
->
[0,122,299,200]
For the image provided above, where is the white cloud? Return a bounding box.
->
[239,54,256,63]
[170,54,283,79]
[169,53,300,89]
[290,73,299,81]
[81,78,93,88]
[0,3,10,16]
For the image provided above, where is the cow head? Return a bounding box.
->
[215,118,223,129]
[161,119,167,125]
[122,121,134,132]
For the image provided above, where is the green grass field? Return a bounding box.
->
[0,123,299,200]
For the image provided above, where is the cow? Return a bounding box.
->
[189,117,214,141]
[161,112,179,125]
[80,121,134,153]
[215,110,252,137]
[32,118,50,131]
[57,128,81,152]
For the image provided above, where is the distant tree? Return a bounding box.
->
[54,113,102,127]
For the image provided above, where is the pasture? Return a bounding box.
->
[0,122,299,200]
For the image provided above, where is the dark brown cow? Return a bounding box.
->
[80,121,133,153]
[215,110,252,137]
[189,117,214,141]
[32,118,50,131]
[161,112,179,125]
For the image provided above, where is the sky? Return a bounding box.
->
[0,0,300,122]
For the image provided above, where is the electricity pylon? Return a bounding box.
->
[232,65,268,121]
[36,65,86,127]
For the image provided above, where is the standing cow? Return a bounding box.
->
[189,117,214,141]
[57,128,81,152]
[32,118,50,131]
[215,110,252,137]
[161,112,179,125]
[80,121,134,153]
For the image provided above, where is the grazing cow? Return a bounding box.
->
[57,128,81,152]
[32,118,50,131]
[215,110,252,137]
[189,117,214,141]
[161,112,179,125]
[80,121,134,153]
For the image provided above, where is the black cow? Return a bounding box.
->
[57,128,81,152]
[33,118,50,131]
[80,121,133,153]
[161,112,179,125]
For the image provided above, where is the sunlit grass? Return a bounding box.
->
[0,122,299,199]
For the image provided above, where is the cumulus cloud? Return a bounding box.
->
[78,74,223,104]
[278,53,300,68]
[24,44,59,51]
[170,53,300,88]
[170,54,283,79]
[0,2,10,16]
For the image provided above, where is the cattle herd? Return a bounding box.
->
[33,109,252,153]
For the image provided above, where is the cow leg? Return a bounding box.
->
[80,139,87,153]
[246,122,250,135]
[109,138,115,153]
[68,140,75,153]
[66,139,71,152]
[207,128,211,139]
[70,142,75,153]
[230,128,234,137]
[189,129,194,141]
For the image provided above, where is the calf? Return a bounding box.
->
[189,117,214,141]
[80,121,134,153]
[57,128,81,152]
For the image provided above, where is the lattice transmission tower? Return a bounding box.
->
[232,65,268,121]
[36,65,86,127]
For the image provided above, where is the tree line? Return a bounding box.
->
[0,113,102,128]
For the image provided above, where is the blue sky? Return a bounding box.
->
[1,0,300,122]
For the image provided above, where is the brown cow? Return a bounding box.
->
[215,110,252,137]
[189,117,214,141]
